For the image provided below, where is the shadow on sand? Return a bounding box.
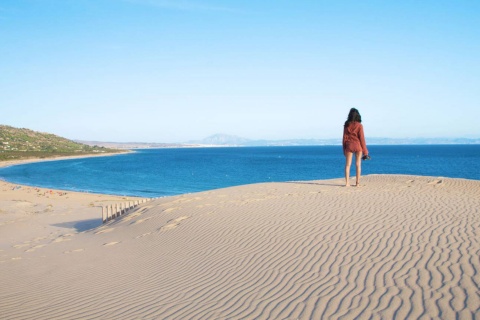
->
[52,218,103,232]
[286,181,342,187]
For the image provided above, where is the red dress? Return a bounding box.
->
[343,121,368,155]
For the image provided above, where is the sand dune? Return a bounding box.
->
[0,175,479,319]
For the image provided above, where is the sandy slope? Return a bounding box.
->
[0,175,479,319]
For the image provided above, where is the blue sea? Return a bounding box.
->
[0,145,479,197]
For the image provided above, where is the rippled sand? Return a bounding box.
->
[1,175,479,319]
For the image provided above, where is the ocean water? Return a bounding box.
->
[0,145,479,197]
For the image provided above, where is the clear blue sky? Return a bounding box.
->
[1,0,479,142]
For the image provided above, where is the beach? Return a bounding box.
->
[0,174,479,319]
[0,151,131,170]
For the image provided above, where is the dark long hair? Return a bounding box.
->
[344,108,362,126]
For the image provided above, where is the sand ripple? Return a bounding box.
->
[0,175,479,319]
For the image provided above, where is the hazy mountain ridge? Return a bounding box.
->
[191,134,480,146]
[189,134,251,146]
[80,134,480,149]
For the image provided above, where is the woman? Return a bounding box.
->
[343,108,369,187]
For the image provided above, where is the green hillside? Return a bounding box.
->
[0,125,121,161]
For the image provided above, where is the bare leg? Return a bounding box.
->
[355,151,362,186]
[344,152,353,187]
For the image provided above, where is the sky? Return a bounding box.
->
[1,0,479,143]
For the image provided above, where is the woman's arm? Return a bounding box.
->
[358,124,368,155]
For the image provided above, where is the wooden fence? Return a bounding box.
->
[102,198,154,223]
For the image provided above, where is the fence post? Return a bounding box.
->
[103,198,160,223]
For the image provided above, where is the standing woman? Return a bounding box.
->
[343,108,369,187]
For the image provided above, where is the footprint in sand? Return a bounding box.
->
[95,228,115,235]
[135,232,151,239]
[103,242,120,246]
[13,243,31,249]
[137,206,153,213]
[131,217,153,225]
[53,237,72,243]
[161,224,178,231]
[25,244,46,253]
[163,207,181,213]
[64,249,85,254]
[63,233,75,237]
[428,179,444,185]
[402,179,415,188]
[159,216,190,231]
[123,212,142,221]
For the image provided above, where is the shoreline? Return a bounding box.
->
[0,150,146,253]
[0,150,133,169]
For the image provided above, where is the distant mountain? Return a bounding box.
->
[188,134,251,146]
[0,125,121,161]
[189,134,480,147]
[244,138,341,146]
[190,135,480,146]
[190,134,340,146]
[78,134,480,150]
[367,137,480,145]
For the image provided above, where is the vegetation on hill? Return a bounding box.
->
[0,125,122,161]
